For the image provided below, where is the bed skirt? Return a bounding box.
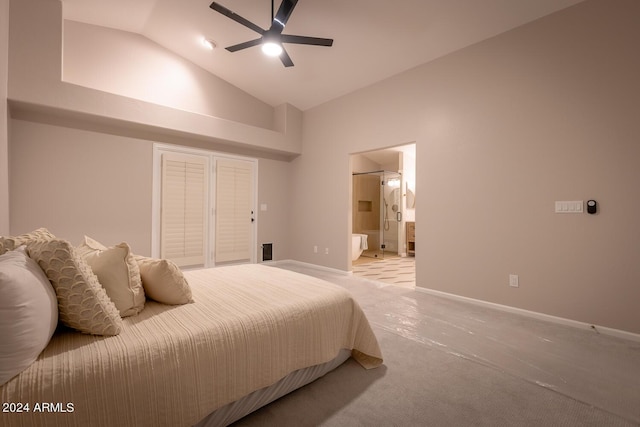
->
[195,349,352,426]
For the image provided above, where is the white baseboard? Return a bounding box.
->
[270,259,640,342]
[414,286,640,343]
[272,259,351,276]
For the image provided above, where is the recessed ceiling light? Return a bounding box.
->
[201,38,216,50]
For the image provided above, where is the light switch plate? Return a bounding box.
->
[555,201,583,213]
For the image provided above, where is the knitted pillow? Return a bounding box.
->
[0,228,56,254]
[27,239,122,336]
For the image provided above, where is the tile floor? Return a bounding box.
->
[351,256,415,288]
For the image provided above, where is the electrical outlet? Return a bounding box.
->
[313,246,318,253]
[325,248,329,255]
[509,274,519,288]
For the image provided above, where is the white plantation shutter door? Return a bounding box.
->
[160,153,208,267]
[215,158,253,263]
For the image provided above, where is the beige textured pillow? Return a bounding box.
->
[1,228,56,254]
[3,228,56,246]
[26,239,122,336]
[134,255,193,305]
[77,236,145,317]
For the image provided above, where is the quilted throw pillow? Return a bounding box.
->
[76,236,145,317]
[134,255,193,305]
[27,239,122,336]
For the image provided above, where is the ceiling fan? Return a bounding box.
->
[209,0,334,67]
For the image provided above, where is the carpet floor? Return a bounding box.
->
[232,262,640,427]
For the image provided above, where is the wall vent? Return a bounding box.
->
[262,243,273,261]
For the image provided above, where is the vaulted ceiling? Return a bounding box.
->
[61,0,584,110]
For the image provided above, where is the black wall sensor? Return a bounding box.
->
[587,200,597,214]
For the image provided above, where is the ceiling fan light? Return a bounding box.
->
[261,42,283,57]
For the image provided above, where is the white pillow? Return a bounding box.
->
[76,236,145,317]
[134,255,193,305]
[26,238,122,336]
[0,247,58,386]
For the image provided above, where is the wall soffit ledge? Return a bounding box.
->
[8,0,301,157]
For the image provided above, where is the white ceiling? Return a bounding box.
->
[61,0,584,111]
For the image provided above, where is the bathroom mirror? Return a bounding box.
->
[406,188,415,209]
[391,186,415,210]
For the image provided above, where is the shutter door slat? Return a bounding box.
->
[160,153,208,267]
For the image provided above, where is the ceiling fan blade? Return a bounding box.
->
[273,0,298,31]
[281,34,334,47]
[210,2,265,35]
[280,47,294,67]
[225,38,263,52]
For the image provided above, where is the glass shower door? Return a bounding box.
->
[381,172,402,258]
[353,170,402,260]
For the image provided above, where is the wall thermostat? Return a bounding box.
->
[587,200,597,214]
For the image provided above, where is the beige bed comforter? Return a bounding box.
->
[1,264,382,427]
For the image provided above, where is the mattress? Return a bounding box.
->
[0,264,383,427]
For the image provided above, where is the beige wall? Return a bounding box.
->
[351,154,381,174]
[63,21,274,130]
[9,119,154,252]
[295,0,640,334]
[0,0,9,235]
[8,118,293,261]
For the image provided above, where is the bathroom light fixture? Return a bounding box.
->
[201,37,217,50]
[388,178,401,188]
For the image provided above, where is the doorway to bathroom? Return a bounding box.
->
[350,143,416,287]
[351,144,416,265]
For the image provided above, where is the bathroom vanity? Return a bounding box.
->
[406,222,415,256]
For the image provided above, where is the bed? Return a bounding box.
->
[0,263,383,427]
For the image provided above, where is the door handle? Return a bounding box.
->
[396,211,402,222]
